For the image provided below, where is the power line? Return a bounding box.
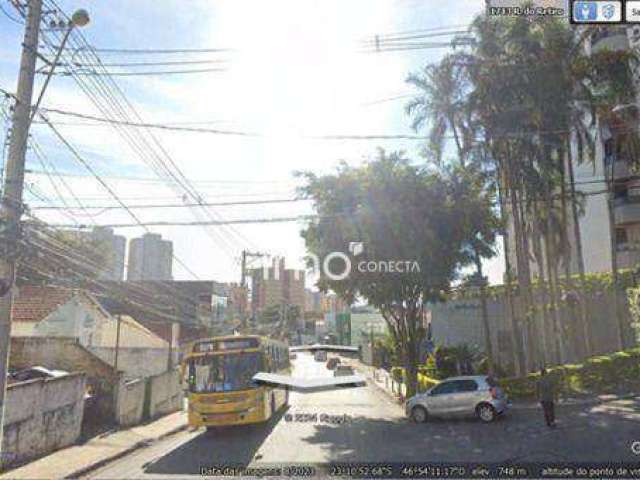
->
[50,215,319,229]
[37,5,256,259]
[80,47,235,55]
[39,106,258,136]
[37,112,202,280]
[31,197,307,212]
[47,67,228,77]
[67,59,229,68]
[366,23,472,40]
[360,93,414,106]
[24,168,295,185]
[0,0,23,24]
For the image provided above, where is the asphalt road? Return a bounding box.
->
[84,353,640,479]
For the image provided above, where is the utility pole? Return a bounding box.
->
[0,0,43,458]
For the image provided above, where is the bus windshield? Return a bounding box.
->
[189,352,262,393]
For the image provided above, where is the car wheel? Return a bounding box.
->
[476,403,496,423]
[411,406,428,423]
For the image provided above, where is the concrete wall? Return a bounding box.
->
[115,378,145,427]
[3,373,86,467]
[94,316,168,349]
[88,346,177,379]
[429,289,635,369]
[9,337,120,425]
[148,368,183,419]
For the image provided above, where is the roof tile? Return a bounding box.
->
[11,286,76,323]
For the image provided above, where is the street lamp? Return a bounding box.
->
[71,9,90,27]
[29,9,90,124]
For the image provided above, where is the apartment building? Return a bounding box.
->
[250,258,305,318]
[127,233,173,281]
[74,227,126,281]
[504,25,640,278]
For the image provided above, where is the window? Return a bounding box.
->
[616,228,628,246]
[457,380,479,392]
[430,381,460,395]
[189,353,261,393]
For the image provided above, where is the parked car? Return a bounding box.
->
[405,375,510,424]
[334,365,354,377]
[11,366,68,382]
[314,350,327,362]
[326,357,341,370]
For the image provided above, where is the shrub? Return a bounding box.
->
[499,347,640,399]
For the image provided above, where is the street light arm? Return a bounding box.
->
[28,24,74,125]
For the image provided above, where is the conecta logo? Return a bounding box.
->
[261,243,420,282]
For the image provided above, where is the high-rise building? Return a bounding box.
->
[88,227,126,281]
[127,233,173,281]
[250,258,305,318]
[503,25,640,278]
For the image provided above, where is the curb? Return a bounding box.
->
[510,392,639,410]
[359,366,639,412]
[64,423,188,479]
[357,366,404,405]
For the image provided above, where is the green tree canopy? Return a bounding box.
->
[297,150,494,396]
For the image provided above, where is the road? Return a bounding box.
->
[84,353,640,478]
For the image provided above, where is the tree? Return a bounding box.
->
[404,14,639,372]
[406,55,501,373]
[298,150,491,397]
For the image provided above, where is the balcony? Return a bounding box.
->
[591,27,629,54]
[614,197,640,225]
[616,244,640,269]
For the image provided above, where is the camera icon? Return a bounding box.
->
[631,441,640,455]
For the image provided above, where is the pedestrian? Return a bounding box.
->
[536,367,557,428]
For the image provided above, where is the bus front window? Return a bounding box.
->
[190,352,261,393]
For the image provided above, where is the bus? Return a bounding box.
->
[182,335,290,429]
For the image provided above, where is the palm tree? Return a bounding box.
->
[406,53,502,374]
[405,55,472,166]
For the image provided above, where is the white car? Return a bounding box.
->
[405,375,510,423]
[333,365,354,377]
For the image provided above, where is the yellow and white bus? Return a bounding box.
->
[182,335,290,429]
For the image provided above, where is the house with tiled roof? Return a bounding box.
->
[11,286,171,378]
[11,286,111,344]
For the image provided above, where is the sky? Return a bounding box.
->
[0,0,506,287]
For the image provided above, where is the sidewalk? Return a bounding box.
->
[0,411,188,480]
[350,359,639,410]
[346,358,406,403]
